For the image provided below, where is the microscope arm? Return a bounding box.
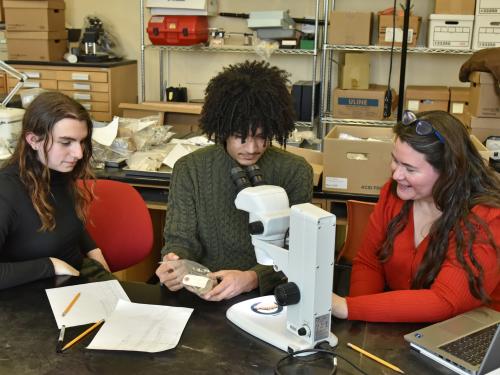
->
[252,238,289,272]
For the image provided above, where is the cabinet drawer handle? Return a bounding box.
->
[73,83,91,90]
[71,73,90,81]
[25,72,41,79]
[73,93,91,100]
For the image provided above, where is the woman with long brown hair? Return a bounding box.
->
[0,91,110,289]
[332,110,500,322]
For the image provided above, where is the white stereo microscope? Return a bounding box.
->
[226,184,338,352]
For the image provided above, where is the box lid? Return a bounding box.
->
[469,71,496,85]
[449,87,470,102]
[3,0,65,9]
[406,85,449,101]
[6,30,67,39]
[429,13,474,20]
[325,124,394,141]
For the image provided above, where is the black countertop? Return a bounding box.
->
[0,277,455,375]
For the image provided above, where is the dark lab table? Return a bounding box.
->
[0,277,455,375]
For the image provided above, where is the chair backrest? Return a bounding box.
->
[79,179,154,272]
[336,199,376,263]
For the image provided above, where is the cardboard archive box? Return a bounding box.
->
[327,11,372,45]
[339,52,370,90]
[7,30,67,61]
[470,116,500,143]
[405,85,449,112]
[284,145,323,187]
[333,85,396,120]
[323,125,393,195]
[475,0,500,15]
[427,14,474,49]
[4,0,65,31]
[434,0,476,14]
[469,72,500,118]
[472,14,500,50]
[449,87,471,128]
[378,14,421,47]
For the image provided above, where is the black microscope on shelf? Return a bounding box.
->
[79,17,115,62]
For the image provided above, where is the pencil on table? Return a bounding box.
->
[347,342,404,374]
[62,292,81,317]
[61,319,105,352]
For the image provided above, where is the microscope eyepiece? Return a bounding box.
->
[246,164,266,186]
[230,166,251,193]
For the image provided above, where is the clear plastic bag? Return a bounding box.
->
[180,260,217,296]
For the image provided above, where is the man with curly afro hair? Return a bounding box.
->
[156,60,313,301]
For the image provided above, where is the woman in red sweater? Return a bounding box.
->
[331,110,500,322]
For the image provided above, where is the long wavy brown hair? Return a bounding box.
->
[379,111,500,303]
[4,92,95,231]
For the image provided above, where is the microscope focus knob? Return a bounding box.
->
[274,282,300,306]
[248,221,264,235]
[297,327,308,336]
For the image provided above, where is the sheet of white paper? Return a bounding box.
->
[87,299,193,353]
[162,143,191,168]
[92,116,119,146]
[45,280,130,328]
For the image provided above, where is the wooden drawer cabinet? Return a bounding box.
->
[8,61,137,122]
[0,72,7,95]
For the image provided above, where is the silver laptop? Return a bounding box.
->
[404,307,500,375]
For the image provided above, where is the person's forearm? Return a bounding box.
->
[87,248,110,271]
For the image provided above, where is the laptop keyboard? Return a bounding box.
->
[439,324,497,366]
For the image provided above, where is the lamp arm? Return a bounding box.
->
[0,60,29,108]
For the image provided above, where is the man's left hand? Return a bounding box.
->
[201,270,258,301]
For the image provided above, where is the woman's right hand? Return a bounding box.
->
[49,257,80,277]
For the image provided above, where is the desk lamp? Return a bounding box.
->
[0,60,28,159]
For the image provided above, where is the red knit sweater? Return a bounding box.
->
[346,180,500,323]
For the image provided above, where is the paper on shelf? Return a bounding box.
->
[162,143,192,168]
[87,299,193,353]
[45,280,130,328]
[92,116,119,146]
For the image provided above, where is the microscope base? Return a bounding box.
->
[226,295,338,353]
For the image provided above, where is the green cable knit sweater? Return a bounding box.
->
[161,144,313,295]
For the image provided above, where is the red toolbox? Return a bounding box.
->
[147,15,209,46]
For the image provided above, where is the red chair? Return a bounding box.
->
[336,200,376,264]
[334,200,376,296]
[79,179,154,272]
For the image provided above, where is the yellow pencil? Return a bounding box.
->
[61,292,81,317]
[347,342,404,374]
[61,319,105,352]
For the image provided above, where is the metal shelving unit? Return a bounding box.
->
[324,44,474,55]
[320,115,396,127]
[139,0,325,130]
[318,0,476,144]
[147,45,316,55]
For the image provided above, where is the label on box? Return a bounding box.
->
[452,103,465,114]
[385,28,414,43]
[407,100,420,111]
[325,176,348,190]
[338,98,379,107]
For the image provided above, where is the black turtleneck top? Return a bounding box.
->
[0,164,96,289]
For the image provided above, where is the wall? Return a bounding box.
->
[65,0,470,105]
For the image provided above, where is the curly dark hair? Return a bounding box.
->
[5,91,95,231]
[199,60,296,145]
[379,110,500,303]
